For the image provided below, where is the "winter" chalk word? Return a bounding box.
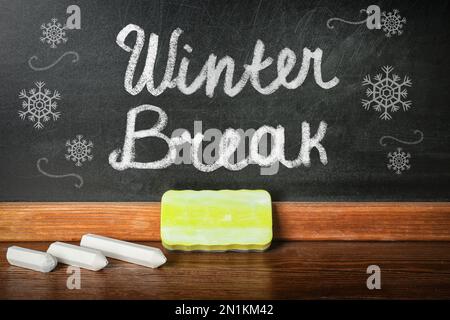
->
[116,25,339,97]
[109,105,328,172]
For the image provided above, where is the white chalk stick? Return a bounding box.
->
[7,246,58,273]
[80,234,167,268]
[47,242,108,271]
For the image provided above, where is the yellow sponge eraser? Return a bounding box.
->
[161,190,272,252]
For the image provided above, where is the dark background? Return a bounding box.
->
[0,0,449,201]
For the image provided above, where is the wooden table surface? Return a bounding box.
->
[1,241,450,299]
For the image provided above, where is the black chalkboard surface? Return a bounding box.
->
[0,0,449,201]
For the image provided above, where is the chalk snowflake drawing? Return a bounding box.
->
[18,82,61,129]
[362,66,412,120]
[65,135,94,167]
[387,147,411,174]
[381,9,406,37]
[40,18,68,49]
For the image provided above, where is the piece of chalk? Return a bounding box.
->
[47,242,108,271]
[7,246,58,273]
[80,234,167,268]
[161,190,273,252]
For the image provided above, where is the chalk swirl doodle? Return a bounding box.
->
[28,51,79,71]
[379,130,424,147]
[327,9,368,29]
[36,157,83,188]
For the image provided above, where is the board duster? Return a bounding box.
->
[161,190,272,251]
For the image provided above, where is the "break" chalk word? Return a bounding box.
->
[109,105,328,172]
[116,25,339,98]
[171,121,281,176]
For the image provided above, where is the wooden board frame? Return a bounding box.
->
[1,202,450,241]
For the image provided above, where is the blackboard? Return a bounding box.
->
[0,0,449,201]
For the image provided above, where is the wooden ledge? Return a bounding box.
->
[1,202,450,241]
[2,241,450,299]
